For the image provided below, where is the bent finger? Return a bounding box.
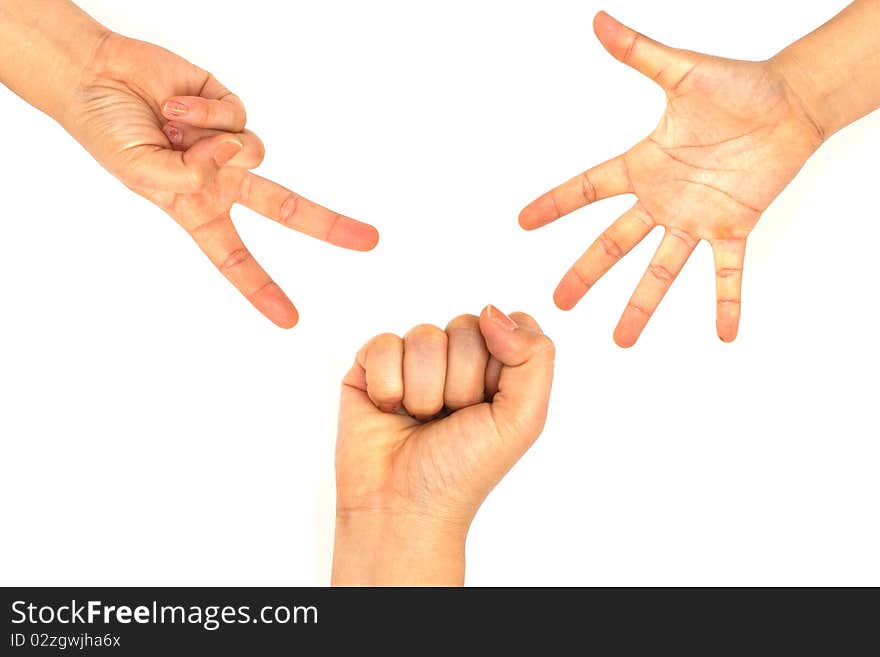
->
[124,133,242,193]
[402,325,448,419]
[163,123,265,170]
[444,314,489,410]
[357,333,405,412]
[163,93,247,132]
[478,306,555,445]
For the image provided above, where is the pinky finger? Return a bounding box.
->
[711,238,746,343]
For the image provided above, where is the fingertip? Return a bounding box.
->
[162,121,184,147]
[507,311,542,333]
[717,322,739,343]
[593,10,629,56]
[517,206,538,230]
[552,289,575,311]
[251,283,298,329]
[593,10,614,39]
[329,219,380,252]
[273,306,299,329]
[482,304,518,331]
[612,330,636,348]
[612,317,638,348]
[518,194,556,230]
[553,271,585,311]
[360,225,380,251]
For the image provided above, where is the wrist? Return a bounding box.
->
[769,0,880,142]
[0,0,111,124]
[769,50,837,143]
[332,509,468,586]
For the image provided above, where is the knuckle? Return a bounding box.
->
[371,332,403,353]
[369,381,403,402]
[716,267,742,278]
[668,227,698,249]
[600,231,624,259]
[406,399,444,418]
[226,94,247,127]
[188,166,209,190]
[219,247,253,272]
[580,172,597,204]
[535,335,556,360]
[648,263,675,283]
[405,323,446,345]
[200,99,215,123]
[627,301,650,317]
[622,32,640,65]
[568,266,592,290]
[445,313,480,332]
[634,202,657,228]
[252,138,266,165]
[279,193,298,224]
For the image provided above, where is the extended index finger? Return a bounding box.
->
[519,154,633,230]
[239,173,380,251]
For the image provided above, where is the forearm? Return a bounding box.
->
[772,0,880,139]
[0,0,109,122]
[332,511,467,586]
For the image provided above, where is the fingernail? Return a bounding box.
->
[378,402,398,413]
[163,123,182,145]
[214,141,242,166]
[486,304,517,331]
[164,100,188,116]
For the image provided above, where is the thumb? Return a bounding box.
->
[126,133,243,193]
[479,305,555,446]
[593,11,695,91]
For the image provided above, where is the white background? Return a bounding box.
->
[1,0,877,586]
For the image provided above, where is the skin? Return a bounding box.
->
[333,306,555,586]
[0,0,379,327]
[520,4,880,347]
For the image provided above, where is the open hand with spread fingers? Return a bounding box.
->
[63,33,379,328]
[519,11,823,346]
[333,306,555,585]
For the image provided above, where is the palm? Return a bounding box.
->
[338,398,503,520]
[634,57,816,235]
[520,14,821,345]
[71,35,226,186]
[66,34,378,327]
